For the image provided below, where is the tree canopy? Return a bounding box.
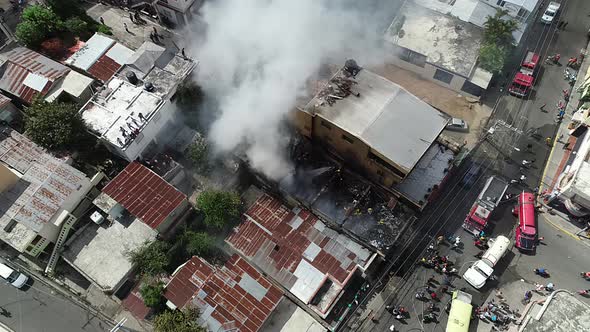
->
[187,136,209,171]
[175,81,204,109]
[153,308,206,332]
[483,10,518,47]
[478,44,507,73]
[24,99,88,152]
[128,241,171,277]
[184,231,214,257]
[140,282,165,308]
[16,5,62,47]
[196,190,241,229]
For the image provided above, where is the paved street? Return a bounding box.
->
[0,276,107,332]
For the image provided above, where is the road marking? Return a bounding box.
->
[540,215,580,241]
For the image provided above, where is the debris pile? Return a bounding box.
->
[316,75,359,106]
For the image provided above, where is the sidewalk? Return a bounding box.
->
[537,39,590,242]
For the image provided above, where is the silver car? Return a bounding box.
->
[446,118,469,132]
[0,262,29,289]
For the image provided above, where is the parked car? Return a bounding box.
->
[0,262,29,289]
[446,118,469,132]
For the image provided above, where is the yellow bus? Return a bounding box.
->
[446,290,473,332]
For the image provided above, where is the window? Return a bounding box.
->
[398,48,427,68]
[320,120,332,130]
[433,69,454,84]
[496,0,506,6]
[517,8,529,20]
[460,80,483,97]
[342,134,353,144]
[368,151,406,178]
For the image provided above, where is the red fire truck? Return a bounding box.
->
[462,176,509,236]
[508,51,540,97]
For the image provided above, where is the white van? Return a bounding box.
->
[541,2,560,24]
[463,235,511,289]
[0,262,29,289]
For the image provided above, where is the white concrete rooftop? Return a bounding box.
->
[304,68,448,173]
[63,217,157,291]
[81,77,164,149]
[385,0,484,77]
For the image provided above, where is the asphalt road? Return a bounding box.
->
[352,0,590,330]
[0,272,106,332]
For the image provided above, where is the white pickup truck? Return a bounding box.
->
[463,235,511,289]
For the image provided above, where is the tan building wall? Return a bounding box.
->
[293,109,405,188]
[0,163,19,193]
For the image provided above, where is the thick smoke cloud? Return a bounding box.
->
[191,0,390,180]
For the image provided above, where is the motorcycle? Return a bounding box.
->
[581,272,590,280]
[423,312,437,323]
[546,53,561,64]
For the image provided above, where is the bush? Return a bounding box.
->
[64,17,88,36]
[140,282,165,308]
[184,231,214,256]
[187,136,209,170]
[97,24,113,35]
[196,190,241,229]
[154,308,206,332]
[128,241,171,277]
[24,99,88,152]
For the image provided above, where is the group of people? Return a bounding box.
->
[420,254,456,274]
[475,298,516,326]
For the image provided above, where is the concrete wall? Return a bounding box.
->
[156,198,190,234]
[0,163,19,193]
[293,111,405,188]
[389,56,474,97]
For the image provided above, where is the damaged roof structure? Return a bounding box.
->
[164,255,283,332]
[80,41,196,161]
[0,47,94,104]
[226,188,376,320]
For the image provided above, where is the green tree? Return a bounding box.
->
[196,190,241,229]
[153,308,206,332]
[175,81,204,109]
[46,0,84,19]
[478,43,507,73]
[64,17,88,36]
[24,99,88,151]
[483,10,518,47]
[187,136,209,170]
[97,24,113,35]
[140,282,165,308]
[183,231,214,256]
[128,241,170,277]
[16,5,62,47]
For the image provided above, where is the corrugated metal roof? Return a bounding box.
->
[65,34,115,71]
[0,47,69,103]
[164,255,282,332]
[226,194,374,317]
[0,127,91,233]
[102,161,186,230]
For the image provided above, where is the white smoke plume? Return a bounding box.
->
[190,0,392,180]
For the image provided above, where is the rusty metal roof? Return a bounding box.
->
[102,161,186,230]
[0,47,70,104]
[164,255,283,332]
[226,193,374,317]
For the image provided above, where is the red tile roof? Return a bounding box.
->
[102,161,186,230]
[0,47,70,104]
[164,255,282,332]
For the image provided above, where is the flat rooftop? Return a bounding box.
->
[384,0,484,77]
[521,291,590,332]
[82,77,164,149]
[164,255,283,332]
[226,188,375,318]
[303,68,448,173]
[62,217,157,291]
[0,127,91,252]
